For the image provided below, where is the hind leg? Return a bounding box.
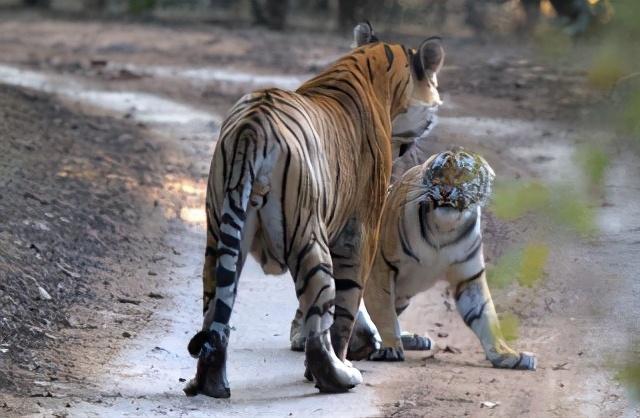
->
[453,269,536,370]
[293,236,362,393]
[329,218,373,361]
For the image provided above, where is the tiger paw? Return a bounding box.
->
[491,351,537,371]
[184,328,232,398]
[347,325,381,361]
[368,346,405,362]
[347,304,382,360]
[400,332,432,351]
[306,330,362,393]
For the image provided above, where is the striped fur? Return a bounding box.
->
[184,28,447,397]
[363,149,537,370]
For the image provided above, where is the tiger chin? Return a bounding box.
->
[358,148,536,370]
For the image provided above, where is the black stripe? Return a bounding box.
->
[295,238,317,275]
[213,299,232,323]
[205,246,216,257]
[334,305,355,321]
[384,44,394,71]
[280,140,291,258]
[441,214,478,248]
[454,269,485,301]
[391,77,410,103]
[463,300,488,326]
[221,213,241,230]
[327,161,340,226]
[418,201,436,248]
[216,265,236,287]
[366,58,374,82]
[398,221,420,263]
[216,247,236,258]
[207,218,218,242]
[228,196,247,221]
[395,304,409,316]
[296,263,334,297]
[220,232,240,249]
[381,252,399,284]
[334,279,362,291]
[453,238,482,265]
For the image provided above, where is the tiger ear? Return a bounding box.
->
[412,37,445,80]
[352,21,377,48]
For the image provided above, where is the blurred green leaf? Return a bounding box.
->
[533,27,572,60]
[491,181,550,221]
[498,312,520,342]
[615,351,640,402]
[587,45,626,91]
[519,242,549,287]
[621,88,640,140]
[549,188,597,236]
[129,0,156,14]
[575,144,610,188]
[487,247,523,289]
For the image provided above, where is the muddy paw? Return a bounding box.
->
[368,346,405,362]
[400,332,432,351]
[184,328,232,398]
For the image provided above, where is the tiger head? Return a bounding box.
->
[353,22,444,159]
[421,148,495,212]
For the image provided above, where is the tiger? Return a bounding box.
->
[288,22,441,358]
[184,22,446,397]
[361,147,537,370]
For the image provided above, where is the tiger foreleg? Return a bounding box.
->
[295,239,362,393]
[364,261,405,361]
[454,271,536,370]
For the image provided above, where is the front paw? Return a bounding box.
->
[347,328,381,361]
[369,346,405,362]
[491,351,537,371]
[400,332,433,351]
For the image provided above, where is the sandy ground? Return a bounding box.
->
[0,14,638,418]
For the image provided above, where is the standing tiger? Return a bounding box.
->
[362,148,537,370]
[184,23,446,397]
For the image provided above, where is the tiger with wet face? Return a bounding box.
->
[361,148,537,370]
[184,23,445,397]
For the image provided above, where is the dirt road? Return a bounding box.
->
[0,15,637,417]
